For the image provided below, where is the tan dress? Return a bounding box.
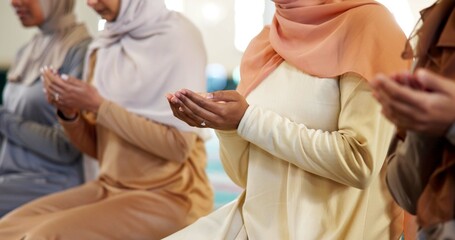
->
[0,100,213,240]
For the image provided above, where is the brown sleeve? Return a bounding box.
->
[386,132,444,214]
[96,101,196,163]
[58,111,98,159]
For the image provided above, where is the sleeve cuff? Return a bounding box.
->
[95,100,112,124]
[237,105,257,138]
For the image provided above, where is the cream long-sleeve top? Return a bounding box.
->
[166,61,402,240]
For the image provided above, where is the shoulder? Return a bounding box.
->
[63,38,91,62]
[168,13,203,42]
[348,4,399,30]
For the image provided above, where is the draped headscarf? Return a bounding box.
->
[402,0,455,228]
[7,0,90,85]
[237,0,410,96]
[86,0,207,134]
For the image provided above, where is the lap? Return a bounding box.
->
[0,186,190,240]
[165,198,244,240]
[2,181,103,220]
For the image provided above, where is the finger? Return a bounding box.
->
[376,86,421,120]
[167,96,185,119]
[166,94,185,114]
[178,89,224,115]
[415,68,453,93]
[393,71,414,86]
[176,96,209,128]
[63,75,84,87]
[165,93,174,102]
[371,73,393,91]
[176,91,219,123]
[168,94,205,127]
[43,69,71,94]
[375,74,426,111]
[207,90,241,102]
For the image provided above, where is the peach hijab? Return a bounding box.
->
[237,0,410,96]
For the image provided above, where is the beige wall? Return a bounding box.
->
[0,1,98,68]
[0,0,438,71]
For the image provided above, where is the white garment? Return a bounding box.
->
[165,62,402,239]
[87,0,207,135]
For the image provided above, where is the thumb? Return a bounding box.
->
[415,69,453,93]
[209,90,242,102]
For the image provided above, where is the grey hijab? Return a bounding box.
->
[7,0,91,85]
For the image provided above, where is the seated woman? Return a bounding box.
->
[165,0,410,239]
[371,1,455,238]
[0,0,213,239]
[0,0,91,217]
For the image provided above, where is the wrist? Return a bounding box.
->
[90,98,104,113]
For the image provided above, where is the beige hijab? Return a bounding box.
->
[7,0,90,85]
[237,0,410,96]
[87,0,207,134]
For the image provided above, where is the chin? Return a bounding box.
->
[19,20,35,28]
[103,16,115,22]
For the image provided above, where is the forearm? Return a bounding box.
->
[216,130,250,188]
[0,107,81,164]
[238,105,387,189]
[96,101,196,163]
[59,111,98,158]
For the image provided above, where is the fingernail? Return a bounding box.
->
[206,93,213,99]
[178,107,184,112]
[61,74,69,81]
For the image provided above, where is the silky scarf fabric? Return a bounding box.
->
[403,0,455,228]
[87,0,207,133]
[7,0,90,85]
[237,0,410,96]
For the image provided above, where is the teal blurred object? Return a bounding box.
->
[205,130,242,209]
[206,63,228,92]
[0,69,7,104]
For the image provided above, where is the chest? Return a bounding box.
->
[3,81,56,124]
[246,62,341,131]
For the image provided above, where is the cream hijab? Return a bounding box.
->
[7,0,90,85]
[87,0,207,133]
[238,0,410,96]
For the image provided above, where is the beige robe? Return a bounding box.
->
[166,62,402,240]
[0,100,213,240]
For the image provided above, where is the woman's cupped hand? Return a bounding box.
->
[166,89,249,131]
[41,66,104,118]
